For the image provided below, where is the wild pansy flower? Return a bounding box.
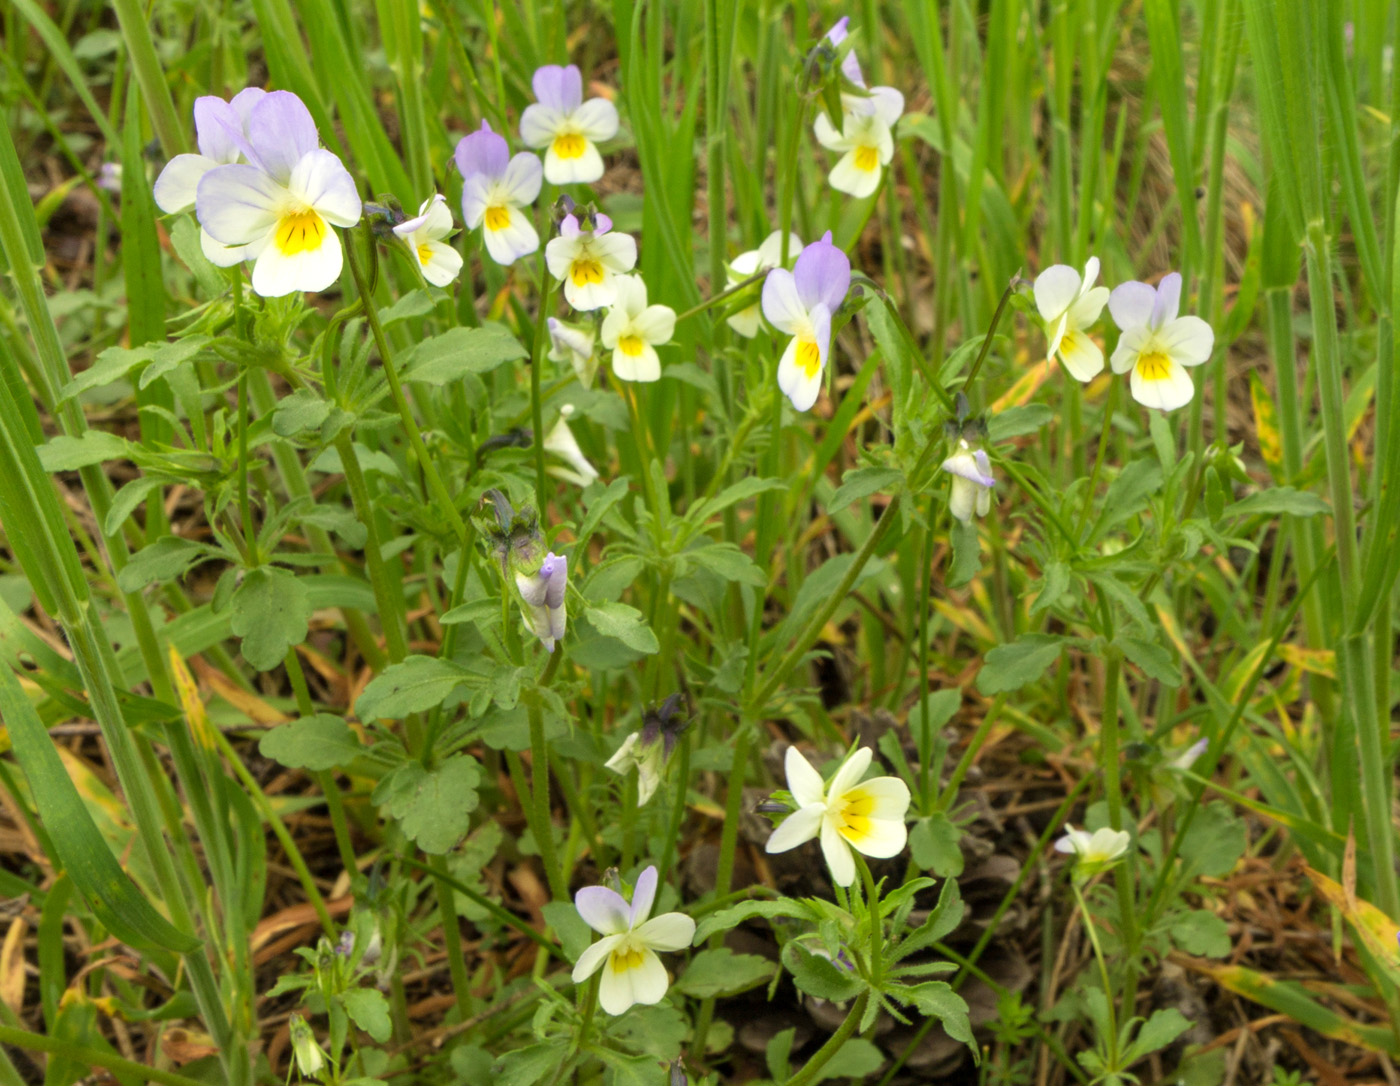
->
[454,120,542,266]
[765,745,910,888]
[195,91,362,296]
[520,65,619,185]
[813,19,905,198]
[726,231,802,338]
[391,194,463,287]
[761,231,851,412]
[516,552,567,652]
[941,439,995,523]
[1034,258,1110,381]
[572,866,695,1016]
[544,406,599,488]
[154,88,266,266]
[1055,826,1131,880]
[547,317,599,385]
[605,694,687,805]
[600,275,676,382]
[98,162,123,195]
[546,212,638,311]
[1108,272,1214,412]
[288,1014,326,1077]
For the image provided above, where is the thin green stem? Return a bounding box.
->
[0,1025,208,1086]
[529,693,567,901]
[784,993,870,1086]
[530,269,557,517]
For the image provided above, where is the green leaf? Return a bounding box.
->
[948,519,981,587]
[1092,459,1162,539]
[1179,803,1247,878]
[541,900,594,963]
[61,344,156,401]
[900,982,973,1046]
[608,1004,688,1061]
[272,388,333,437]
[766,1028,795,1082]
[783,942,865,1003]
[1031,560,1072,615]
[380,289,435,326]
[229,567,313,672]
[976,633,1066,695]
[584,601,660,654]
[687,475,785,525]
[1116,636,1181,687]
[38,431,131,471]
[259,714,363,771]
[693,899,816,943]
[1224,486,1329,519]
[104,476,164,536]
[674,948,776,998]
[811,1038,884,1083]
[595,1051,662,1086]
[908,688,961,755]
[140,336,214,388]
[372,754,481,854]
[402,325,527,385]
[828,465,902,511]
[356,655,473,720]
[1169,909,1231,958]
[496,1044,565,1086]
[987,403,1052,443]
[116,537,216,594]
[1124,1007,1192,1065]
[341,987,392,1043]
[909,813,964,877]
[169,217,226,297]
[682,543,767,586]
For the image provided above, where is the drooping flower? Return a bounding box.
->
[288,1013,327,1077]
[1034,258,1110,381]
[1169,737,1209,771]
[813,20,905,198]
[765,746,910,888]
[195,91,362,296]
[1108,272,1214,412]
[391,194,463,287]
[941,439,995,523]
[600,275,676,382]
[761,232,851,412]
[547,317,599,385]
[572,866,695,1016]
[1055,825,1131,879]
[97,162,123,195]
[726,231,802,338]
[516,552,567,652]
[154,88,266,266]
[520,65,619,185]
[605,694,687,805]
[544,405,599,488]
[545,213,638,311]
[454,120,542,266]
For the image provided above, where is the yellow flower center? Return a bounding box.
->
[553,132,587,159]
[1059,331,1078,355]
[796,337,822,379]
[609,944,646,973]
[570,258,605,287]
[274,210,326,256]
[854,144,879,171]
[484,204,512,231]
[1136,351,1173,382]
[835,788,876,842]
[618,334,645,357]
[416,243,434,266]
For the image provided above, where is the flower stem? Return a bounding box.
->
[1071,881,1118,1065]
[530,685,568,902]
[784,992,870,1086]
[857,856,883,987]
[530,268,557,517]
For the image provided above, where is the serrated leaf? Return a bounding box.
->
[828,465,902,511]
[898,982,973,1046]
[373,754,481,854]
[1124,1008,1191,1064]
[682,543,767,586]
[687,475,785,525]
[272,388,333,437]
[1224,486,1329,519]
[341,988,392,1043]
[229,567,313,671]
[909,814,964,876]
[116,537,215,594]
[1031,560,1072,614]
[584,601,659,654]
[402,325,527,385]
[356,655,473,720]
[1092,459,1162,538]
[259,714,363,771]
[784,942,866,1003]
[140,336,214,388]
[1169,909,1231,957]
[541,900,594,962]
[1116,635,1181,687]
[104,476,163,536]
[693,899,817,944]
[675,948,776,998]
[947,519,981,587]
[976,634,1066,695]
[987,403,1052,443]
[38,431,131,471]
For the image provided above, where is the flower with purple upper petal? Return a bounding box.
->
[571,865,695,1015]
[516,552,568,652]
[392,194,462,287]
[454,120,542,266]
[547,317,598,385]
[814,20,904,198]
[1108,272,1214,412]
[1034,257,1110,381]
[761,231,851,412]
[519,65,619,185]
[154,88,266,266]
[726,230,802,338]
[194,91,361,297]
[941,439,995,523]
[544,212,638,311]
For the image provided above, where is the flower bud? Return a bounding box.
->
[515,552,568,651]
[289,1013,326,1077]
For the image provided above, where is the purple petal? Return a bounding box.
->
[1151,272,1182,329]
[454,119,509,182]
[825,16,849,45]
[629,866,659,926]
[575,885,631,935]
[559,213,581,239]
[532,64,583,114]
[542,553,567,609]
[244,90,319,184]
[229,87,266,124]
[793,232,851,313]
[593,212,612,236]
[192,97,245,163]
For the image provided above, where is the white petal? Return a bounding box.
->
[627,949,670,1007]
[612,342,660,382]
[519,104,565,149]
[766,803,825,854]
[575,887,632,935]
[1152,272,1182,328]
[813,112,851,151]
[196,164,283,246]
[761,268,808,334]
[869,86,905,127]
[1033,265,1082,323]
[545,236,579,282]
[635,911,696,952]
[828,747,873,800]
[845,815,908,859]
[776,336,822,412]
[574,98,620,141]
[605,733,640,773]
[289,149,361,227]
[1109,326,1152,374]
[544,140,605,185]
[756,230,802,268]
[1159,315,1214,367]
[594,232,638,274]
[1045,314,1069,360]
[784,746,826,807]
[828,149,881,198]
[420,242,463,287]
[502,153,544,206]
[847,775,910,821]
[629,866,659,926]
[610,274,647,317]
[632,304,676,345]
[598,954,637,1015]
[1056,330,1105,382]
[1067,285,1110,329]
[199,226,250,267]
[820,819,857,887]
[572,933,623,982]
[483,206,540,266]
[251,225,343,297]
[1129,356,1195,411]
[1109,281,1157,331]
[154,154,215,214]
[726,304,761,338]
[729,250,762,279]
[421,194,454,238]
[568,273,619,313]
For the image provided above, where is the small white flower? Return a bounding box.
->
[1055,825,1131,877]
[813,88,904,198]
[545,213,638,311]
[391,194,463,287]
[572,866,695,1016]
[519,64,619,185]
[288,1013,326,1076]
[547,317,599,385]
[1169,737,1209,771]
[544,406,599,488]
[726,231,802,338]
[599,275,676,382]
[765,746,911,888]
[940,440,995,523]
[1034,258,1110,381]
[605,732,666,804]
[1108,272,1215,412]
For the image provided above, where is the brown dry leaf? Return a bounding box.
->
[0,916,27,1013]
[162,1027,220,1064]
[193,656,290,725]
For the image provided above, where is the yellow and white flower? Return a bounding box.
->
[813,88,904,198]
[391,194,463,287]
[520,64,619,185]
[454,120,542,266]
[765,746,910,887]
[599,275,676,382]
[544,405,599,488]
[545,213,638,311]
[726,231,802,338]
[547,317,598,385]
[572,866,695,1016]
[1034,257,1110,381]
[1108,272,1215,412]
[1055,825,1131,879]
